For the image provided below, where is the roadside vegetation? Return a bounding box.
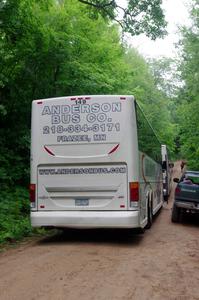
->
[0,0,198,244]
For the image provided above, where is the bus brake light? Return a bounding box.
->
[129,182,139,202]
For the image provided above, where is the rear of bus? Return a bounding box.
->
[30,95,141,229]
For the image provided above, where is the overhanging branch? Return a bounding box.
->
[78,0,115,9]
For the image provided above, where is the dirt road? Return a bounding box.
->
[0,162,198,300]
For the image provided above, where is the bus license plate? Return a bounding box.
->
[75,199,89,206]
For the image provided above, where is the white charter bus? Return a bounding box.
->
[30,95,163,231]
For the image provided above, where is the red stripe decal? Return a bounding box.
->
[108,144,120,154]
[44,146,55,156]
[37,101,43,104]
[120,204,125,208]
[120,97,126,100]
[70,98,76,101]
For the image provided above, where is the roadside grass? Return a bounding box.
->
[0,187,47,247]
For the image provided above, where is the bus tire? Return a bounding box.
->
[145,201,153,229]
[171,204,180,223]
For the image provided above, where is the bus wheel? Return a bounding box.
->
[146,201,153,229]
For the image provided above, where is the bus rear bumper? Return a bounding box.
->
[31,211,140,229]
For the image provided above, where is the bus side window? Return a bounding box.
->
[136,103,161,163]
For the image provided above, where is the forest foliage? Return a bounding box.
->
[77,0,167,39]
[175,0,199,169]
[0,0,198,243]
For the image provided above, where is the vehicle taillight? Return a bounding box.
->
[129,182,139,202]
[29,184,36,208]
[175,186,181,194]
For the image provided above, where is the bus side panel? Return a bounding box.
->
[139,152,163,222]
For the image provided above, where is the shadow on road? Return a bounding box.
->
[37,228,144,247]
[180,214,199,227]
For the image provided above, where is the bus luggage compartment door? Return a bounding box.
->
[37,164,128,211]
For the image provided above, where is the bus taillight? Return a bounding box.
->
[29,184,36,208]
[129,182,139,202]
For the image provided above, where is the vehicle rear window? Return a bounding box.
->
[189,177,199,184]
[182,174,199,185]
